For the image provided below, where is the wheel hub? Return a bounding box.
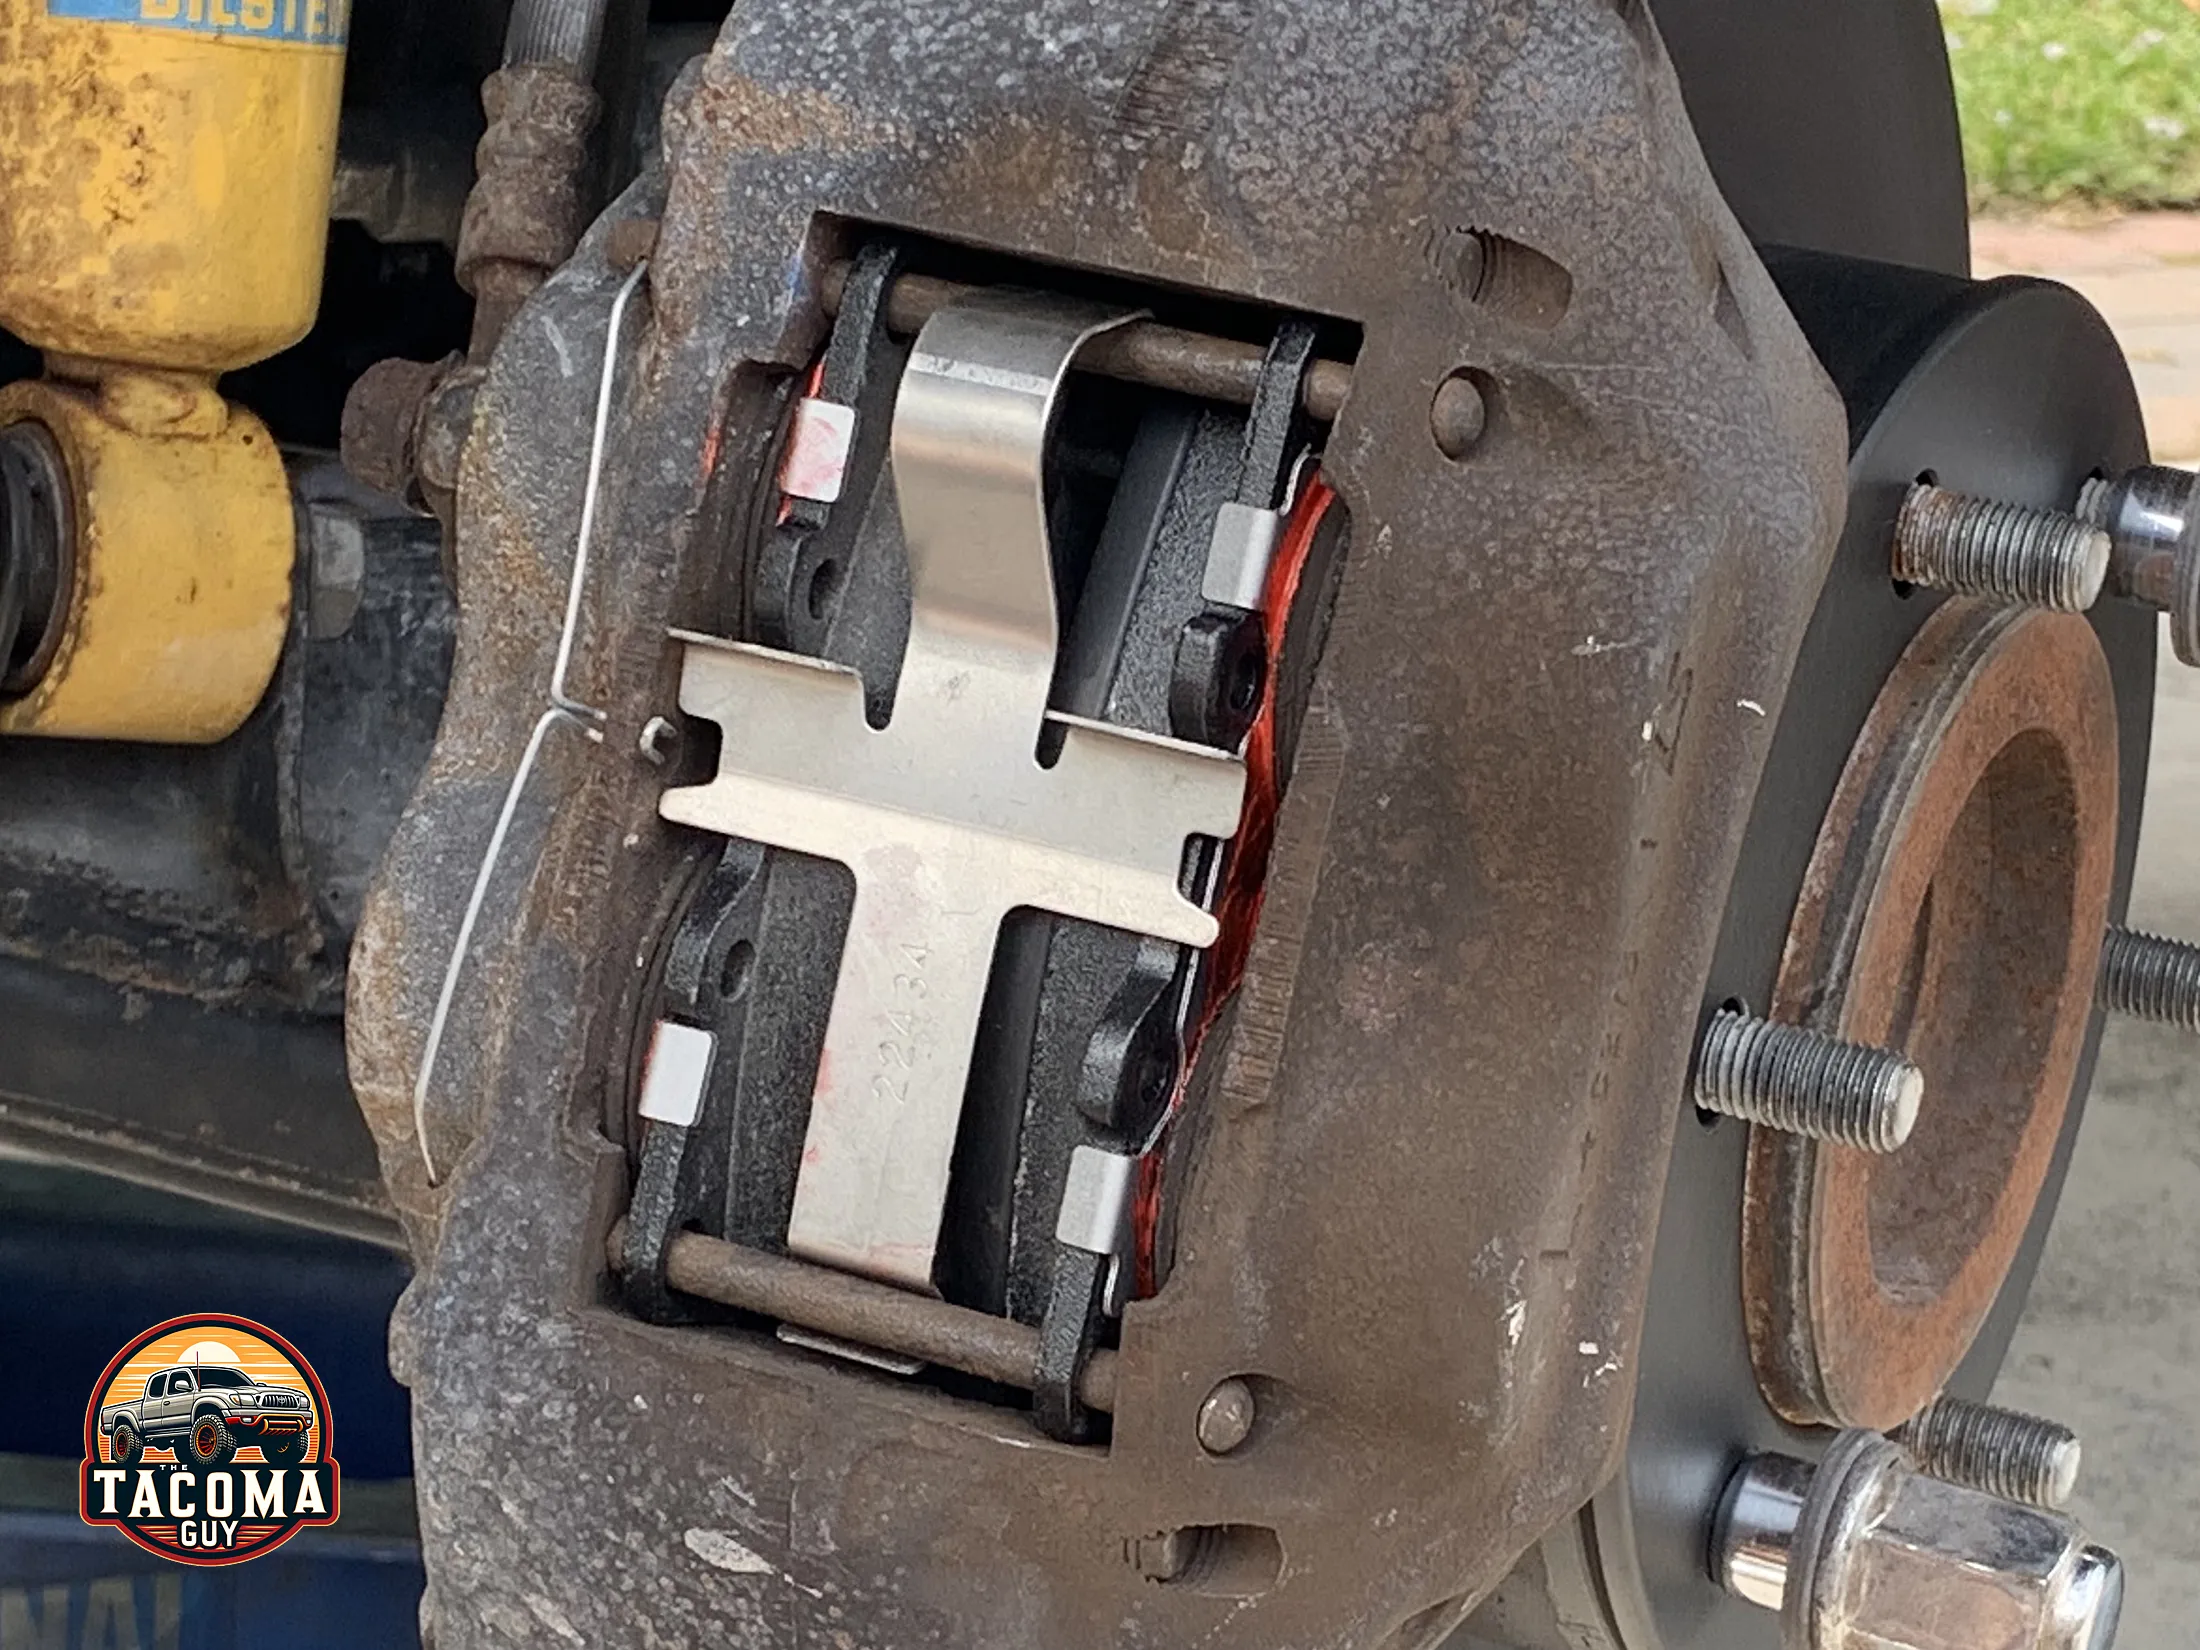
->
[1475,253,2156,1650]
[1746,600,2121,1429]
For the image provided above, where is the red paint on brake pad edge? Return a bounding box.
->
[1134,471,1336,1297]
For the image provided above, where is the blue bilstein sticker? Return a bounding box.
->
[47,0,349,46]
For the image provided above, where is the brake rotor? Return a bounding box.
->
[1471,256,2156,1650]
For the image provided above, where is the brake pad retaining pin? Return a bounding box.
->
[818,263,1356,424]
[412,257,645,1184]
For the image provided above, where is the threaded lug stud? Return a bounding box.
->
[1892,483,2111,612]
[1693,1010,1923,1152]
[1893,1394,2082,1509]
[2099,926,2200,1032]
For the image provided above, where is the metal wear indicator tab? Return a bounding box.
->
[45,0,351,47]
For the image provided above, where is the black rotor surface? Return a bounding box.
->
[1471,257,2156,1650]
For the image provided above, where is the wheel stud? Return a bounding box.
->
[1892,1393,2082,1509]
[1693,1009,1922,1152]
[2098,926,2200,1032]
[2076,464,2200,666]
[1892,482,2110,613]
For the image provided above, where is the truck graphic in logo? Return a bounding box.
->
[79,1313,341,1564]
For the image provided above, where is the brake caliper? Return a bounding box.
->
[345,6,1846,1645]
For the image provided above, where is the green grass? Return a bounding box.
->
[1944,0,2200,209]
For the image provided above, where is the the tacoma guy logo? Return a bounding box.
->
[79,1314,340,1564]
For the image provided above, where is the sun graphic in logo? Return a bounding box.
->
[79,1314,341,1565]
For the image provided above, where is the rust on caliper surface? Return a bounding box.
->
[345,3,1846,1644]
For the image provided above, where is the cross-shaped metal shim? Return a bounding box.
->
[660,292,1248,1291]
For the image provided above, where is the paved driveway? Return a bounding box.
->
[1976,214,2200,463]
[1997,647,2200,1649]
[1970,216,2200,1647]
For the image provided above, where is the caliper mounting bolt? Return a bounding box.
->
[1693,1009,1923,1152]
[2098,926,2200,1033]
[1713,1430,2123,1650]
[1429,369,1489,460]
[2076,463,2200,665]
[1892,1394,2083,1510]
[1892,482,2111,613]
[1196,1378,1257,1455]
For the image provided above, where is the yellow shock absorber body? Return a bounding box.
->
[0,0,348,742]
[0,0,349,371]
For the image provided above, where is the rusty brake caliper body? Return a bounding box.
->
[345,3,1845,1645]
